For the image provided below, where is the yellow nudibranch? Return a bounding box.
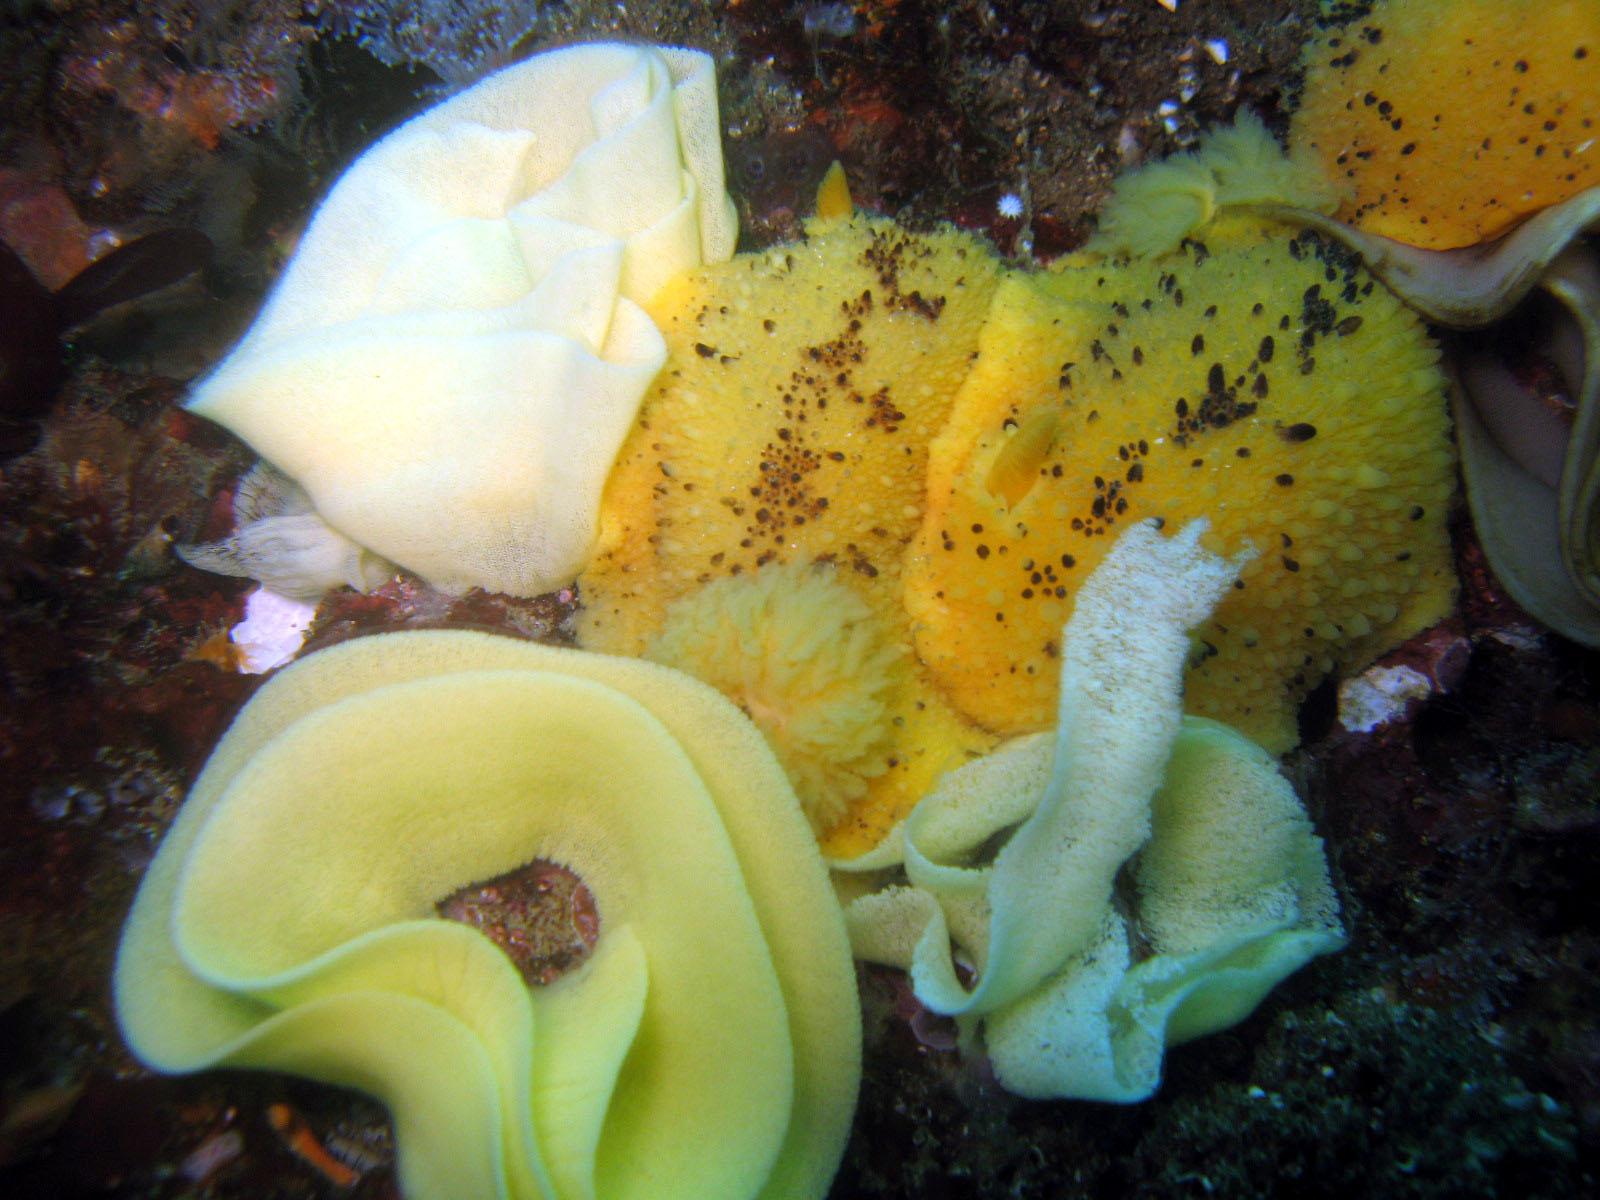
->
[579,213,1005,856]
[1292,0,1600,249]
[583,170,1457,847]
[906,213,1457,753]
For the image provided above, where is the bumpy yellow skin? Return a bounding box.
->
[904,214,1457,753]
[580,215,1003,856]
[643,562,905,836]
[583,207,1458,845]
[1292,0,1600,249]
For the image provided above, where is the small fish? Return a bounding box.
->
[266,1102,360,1189]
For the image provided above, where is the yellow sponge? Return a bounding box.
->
[904,213,1458,752]
[1292,0,1600,249]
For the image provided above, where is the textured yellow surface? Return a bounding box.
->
[643,562,906,834]
[579,215,1003,855]
[904,214,1458,753]
[1292,0,1600,249]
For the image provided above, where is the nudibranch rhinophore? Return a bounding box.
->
[115,630,859,1200]
[1291,0,1600,250]
[184,42,736,597]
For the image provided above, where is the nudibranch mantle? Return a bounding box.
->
[115,630,859,1200]
[186,42,736,597]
